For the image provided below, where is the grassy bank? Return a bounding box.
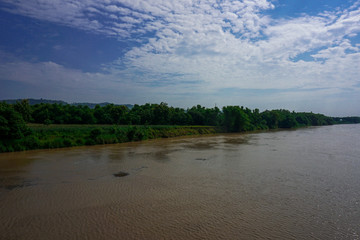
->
[0,124,223,153]
[1,101,339,153]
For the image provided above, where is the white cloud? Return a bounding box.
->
[112,0,360,92]
[0,60,99,88]
[312,39,359,59]
[1,0,360,114]
[0,0,275,39]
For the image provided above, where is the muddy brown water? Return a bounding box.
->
[0,125,359,239]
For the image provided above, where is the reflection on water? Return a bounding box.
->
[0,125,360,239]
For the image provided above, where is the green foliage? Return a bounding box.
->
[43,119,52,125]
[223,106,251,132]
[14,99,32,122]
[14,101,222,127]
[22,135,41,149]
[90,128,102,139]
[0,100,346,153]
[261,110,280,129]
[2,100,341,130]
[280,114,298,128]
[0,124,222,152]
[153,102,170,125]
[0,102,31,139]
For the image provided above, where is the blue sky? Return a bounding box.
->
[0,0,359,116]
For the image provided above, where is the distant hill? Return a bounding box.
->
[2,98,67,105]
[1,98,133,109]
[72,102,133,109]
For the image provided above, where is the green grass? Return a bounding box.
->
[0,124,223,153]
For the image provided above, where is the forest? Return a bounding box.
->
[0,99,358,152]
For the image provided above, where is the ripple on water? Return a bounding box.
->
[0,125,360,239]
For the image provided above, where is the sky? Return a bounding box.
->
[0,0,359,116]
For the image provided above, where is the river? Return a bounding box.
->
[0,124,359,239]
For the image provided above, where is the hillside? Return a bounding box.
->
[1,98,133,109]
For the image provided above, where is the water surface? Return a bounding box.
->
[1,125,359,239]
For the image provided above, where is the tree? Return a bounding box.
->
[153,102,170,125]
[14,99,32,122]
[109,105,128,124]
[170,107,191,125]
[188,105,206,125]
[204,107,221,126]
[223,106,251,132]
[94,105,112,124]
[0,102,30,139]
[261,110,280,129]
[80,106,96,124]
[31,103,52,124]
[130,103,154,125]
[280,114,298,128]
[295,113,310,126]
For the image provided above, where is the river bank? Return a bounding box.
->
[0,124,223,153]
[2,101,342,153]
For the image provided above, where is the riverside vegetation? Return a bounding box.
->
[0,100,359,153]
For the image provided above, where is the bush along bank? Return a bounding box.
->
[0,125,221,153]
[1,100,341,152]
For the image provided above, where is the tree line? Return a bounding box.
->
[1,99,344,141]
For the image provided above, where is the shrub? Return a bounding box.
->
[63,138,74,147]
[90,128,102,139]
[22,135,41,149]
[85,138,96,145]
[43,119,52,125]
